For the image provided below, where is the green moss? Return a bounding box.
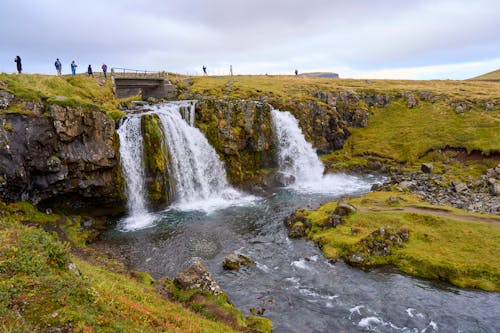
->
[142,114,171,206]
[246,316,273,333]
[301,191,500,291]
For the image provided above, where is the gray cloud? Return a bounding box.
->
[1,0,499,78]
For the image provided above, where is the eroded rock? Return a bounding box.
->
[334,201,357,216]
[174,261,223,296]
[222,253,255,271]
[0,90,14,109]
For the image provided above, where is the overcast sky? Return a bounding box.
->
[1,0,499,79]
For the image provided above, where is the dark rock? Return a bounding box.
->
[351,227,360,235]
[325,214,345,229]
[421,163,433,173]
[313,91,337,106]
[333,201,357,216]
[364,94,392,108]
[402,92,417,108]
[174,261,223,296]
[451,102,469,114]
[274,172,296,187]
[250,307,266,316]
[284,210,311,238]
[0,90,14,109]
[418,91,434,102]
[222,253,255,271]
[488,178,499,196]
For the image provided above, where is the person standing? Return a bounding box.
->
[202,65,207,76]
[87,64,94,77]
[70,60,77,76]
[55,58,62,76]
[295,69,298,76]
[230,65,233,76]
[101,63,108,79]
[14,55,22,74]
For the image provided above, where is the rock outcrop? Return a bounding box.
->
[0,104,124,213]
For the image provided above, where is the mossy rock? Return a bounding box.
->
[246,316,273,333]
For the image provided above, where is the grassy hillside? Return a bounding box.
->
[0,73,127,122]
[469,69,500,81]
[0,201,268,332]
[183,75,500,168]
[294,191,500,291]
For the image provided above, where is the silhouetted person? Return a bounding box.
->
[55,58,62,76]
[14,56,22,74]
[102,63,108,79]
[202,65,207,76]
[295,69,298,76]
[87,64,94,77]
[70,60,77,76]
[230,65,233,76]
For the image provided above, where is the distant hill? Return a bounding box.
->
[468,69,500,81]
[298,72,339,78]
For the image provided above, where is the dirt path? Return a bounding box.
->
[360,205,500,224]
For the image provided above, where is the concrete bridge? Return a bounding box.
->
[111,68,177,99]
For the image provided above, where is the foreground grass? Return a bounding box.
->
[300,191,500,291]
[0,202,239,332]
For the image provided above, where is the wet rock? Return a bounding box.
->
[333,201,357,216]
[250,307,266,315]
[284,210,311,238]
[0,90,14,109]
[324,214,345,229]
[222,253,255,271]
[274,172,296,187]
[402,92,417,108]
[174,261,223,296]
[421,163,433,173]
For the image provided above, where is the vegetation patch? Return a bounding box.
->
[293,191,500,291]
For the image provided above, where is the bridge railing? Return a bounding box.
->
[110,67,168,80]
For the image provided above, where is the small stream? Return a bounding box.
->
[100,179,500,333]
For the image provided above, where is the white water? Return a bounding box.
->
[271,109,378,194]
[117,116,156,230]
[154,102,255,212]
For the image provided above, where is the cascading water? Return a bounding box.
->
[117,115,155,230]
[271,109,325,182]
[271,108,379,193]
[154,102,253,211]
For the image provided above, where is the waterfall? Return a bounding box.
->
[154,102,252,211]
[271,109,325,183]
[271,108,377,194]
[179,100,196,126]
[117,115,155,230]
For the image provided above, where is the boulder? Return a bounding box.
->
[174,261,224,296]
[324,214,345,229]
[421,163,433,173]
[0,90,14,109]
[222,253,255,271]
[333,201,357,216]
[454,182,468,193]
[274,172,296,187]
[488,178,500,196]
[483,102,494,112]
[402,92,417,108]
[284,210,311,238]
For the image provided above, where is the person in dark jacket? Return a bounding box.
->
[14,56,22,74]
[87,64,94,78]
[102,63,108,79]
[55,58,62,75]
[71,61,77,76]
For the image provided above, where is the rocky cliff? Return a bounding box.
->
[0,103,124,214]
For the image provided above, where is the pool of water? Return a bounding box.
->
[101,174,499,332]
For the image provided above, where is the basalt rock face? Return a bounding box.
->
[195,99,277,185]
[0,104,124,214]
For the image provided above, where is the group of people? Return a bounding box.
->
[13,55,108,78]
[55,58,108,78]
